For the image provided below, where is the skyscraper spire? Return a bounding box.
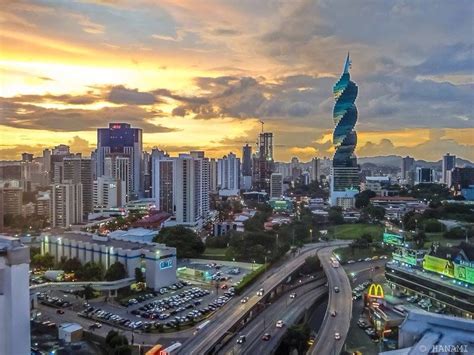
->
[343,52,351,74]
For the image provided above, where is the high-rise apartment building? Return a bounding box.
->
[209,158,218,193]
[63,156,93,217]
[103,155,131,201]
[142,151,152,198]
[442,153,456,185]
[330,53,359,205]
[0,236,31,355]
[270,173,283,199]
[97,123,143,200]
[1,186,22,216]
[51,182,83,227]
[217,152,240,196]
[93,176,126,208]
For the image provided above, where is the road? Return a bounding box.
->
[221,281,328,355]
[308,247,352,355]
[177,241,350,355]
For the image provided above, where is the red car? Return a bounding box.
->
[262,333,271,341]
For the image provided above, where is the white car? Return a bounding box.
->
[276,320,284,328]
[334,332,341,340]
[240,297,249,304]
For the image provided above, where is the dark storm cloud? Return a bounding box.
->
[0,98,176,133]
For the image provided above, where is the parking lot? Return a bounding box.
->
[78,280,236,333]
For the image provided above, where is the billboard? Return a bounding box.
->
[423,255,474,285]
[159,259,173,270]
[383,233,404,246]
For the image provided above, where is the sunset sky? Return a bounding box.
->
[1,0,473,161]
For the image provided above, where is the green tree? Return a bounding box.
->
[153,226,205,258]
[63,257,82,273]
[444,227,472,240]
[104,261,127,281]
[83,284,95,300]
[413,231,427,249]
[423,219,446,233]
[362,204,385,221]
[134,267,145,283]
[355,190,376,209]
[328,207,344,225]
[280,323,311,354]
[76,261,104,281]
[31,252,55,270]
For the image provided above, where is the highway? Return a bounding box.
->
[220,279,328,355]
[308,247,352,355]
[177,241,349,355]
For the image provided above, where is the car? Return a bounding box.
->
[372,256,379,260]
[56,309,65,314]
[347,260,355,264]
[257,288,264,296]
[334,286,340,293]
[237,335,246,344]
[290,293,297,299]
[357,258,363,262]
[331,310,337,317]
[364,257,372,262]
[276,320,284,328]
[334,332,341,340]
[262,333,271,341]
[89,322,102,329]
[380,255,388,260]
[241,297,249,303]
[221,284,228,290]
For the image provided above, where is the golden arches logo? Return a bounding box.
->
[367,283,384,299]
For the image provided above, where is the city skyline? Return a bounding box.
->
[1,1,473,162]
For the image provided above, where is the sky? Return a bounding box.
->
[1,0,473,162]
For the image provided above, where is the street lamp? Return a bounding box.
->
[309,229,313,243]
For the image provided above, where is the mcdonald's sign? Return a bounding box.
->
[367,283,384,299]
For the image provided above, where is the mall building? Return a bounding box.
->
[40,232,177,290]
[384,236,474,319]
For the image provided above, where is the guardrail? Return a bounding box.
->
[30,278,135,292]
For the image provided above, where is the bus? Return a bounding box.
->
[194,320,211,333]
[160,342,182,355]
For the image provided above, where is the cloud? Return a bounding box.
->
[0,98,176,133]
[107,85,160,105]
[68,136,92,152]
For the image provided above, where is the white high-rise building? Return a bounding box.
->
[217,152,240,196]
[311,158,320,182]
[173,154,203,227]
[51,182,83,227]
[104,155,131,201]
[270,173,283,199]
[93,176,126,208]
[151,149,174,214]
[0,236,31,355]
[209,158,218,193]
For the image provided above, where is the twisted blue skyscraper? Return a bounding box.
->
[330,53,360,206]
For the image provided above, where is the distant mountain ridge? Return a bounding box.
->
[358,155,474,169]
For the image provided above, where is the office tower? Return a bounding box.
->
[330,53,360,205]
[201,157,210,219]
[50,145,73,183]
[21,152,33,162]
[52,144,70,156]
[143,151,152,198]
[311,157,320,182]
[254,132,274,191]
[217,152,240,195]
[242,144,252,177]
[415,167,435,184]
[290,156,302,179]
[51,182,83,227]
[173,154,203,227]
[63,156,93,217]
[151,149,174,213]
[449,167,474,191]
[0,236,31,355]
[93,176,126,208]
[90,149,97,180]
[2,186,22,216]
[401,156,415,181]
[442,153,456,184]
[270,173,283,199]
[209,158,218,193]
[97,123,143,200]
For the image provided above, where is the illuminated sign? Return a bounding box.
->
[392,248,418,266]
[423,255,474,285]
[383,233,404,246]
[367,283,384,299]
[159,259,173,270]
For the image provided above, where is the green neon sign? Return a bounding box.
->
[383,233,404,246]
